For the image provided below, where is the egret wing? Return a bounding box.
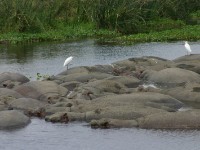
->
[64,56,73,66]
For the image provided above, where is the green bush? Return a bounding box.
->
[189,10,200,25]
[137,19,186,33]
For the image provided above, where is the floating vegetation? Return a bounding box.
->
[98,25,200,45]
[36,73,50,81]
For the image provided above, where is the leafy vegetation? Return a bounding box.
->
[0,23,120,44]
[0,0,200,44]
[98,25,200,45]
[36,73,50,81]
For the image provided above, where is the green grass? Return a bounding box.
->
[1,23,200,45]
[98,25,200,45]
[0,23,120,44]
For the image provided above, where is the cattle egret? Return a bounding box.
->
[63,56,73,69]
[184,41,192,55]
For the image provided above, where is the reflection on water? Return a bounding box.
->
[0,119,200,150]
[0,40,200,80]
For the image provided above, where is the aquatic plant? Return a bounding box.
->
[36,73,50,81]
[98,25,200,45]
[0,23,120,44]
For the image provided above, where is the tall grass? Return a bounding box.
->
[0,0,199,34]
[79,0,148,33]
[0,0,77,32]
[78,0,200,33]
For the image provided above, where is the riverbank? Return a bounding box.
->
[98,25,200,45]
[1,24,200,45]
[0,23,119,44]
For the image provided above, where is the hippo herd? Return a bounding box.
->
[0,54,200,130]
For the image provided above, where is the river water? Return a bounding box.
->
[0,119,200,150]
[0,40,200,80]
[0,40,200,150]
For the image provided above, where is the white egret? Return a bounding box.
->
[63,56,73,69]
[184,41,192,55]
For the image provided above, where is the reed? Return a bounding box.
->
[77,0,200,33]
[0,0,76,32]
[0,0,199,36]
